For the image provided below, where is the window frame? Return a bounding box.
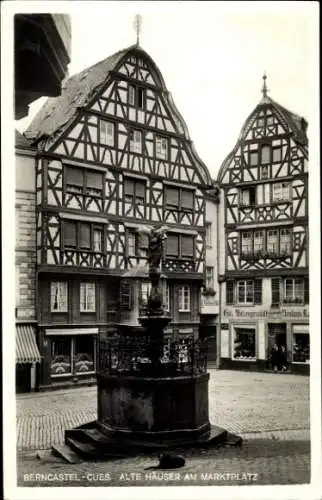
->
[236,279,254,305]
[63,221,104,253]
[233,327,256,360]
[129,129,142,153]
[123,177,146,206]
[284,278,304,304]
[240,186,256,206]
[165,186,194,213]
[165,233,194,260]
[50,281,68,313]
[80,282,96,313]
[65,166,104,199]
[205,222,212,247]
[50,335,96,378]
[99,119,115,147]
[178,285,191,312]
[155,135,168,160]
[272,182,291,202]
[128,84,145,109]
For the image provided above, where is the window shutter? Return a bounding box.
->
[166,187,179,206]
[80,223,91,249]
[271,278,280,306]
[254,279,262,304]
[64,221,77,247]
[124,179,134,196]
[65,166,83,186]
[181,190,193,209]
[166,234,179,256]
[304,277,309,304]
[181,235,194,257]
[120,281,133,310]
[87,171,103,190]
[226,280,234,305]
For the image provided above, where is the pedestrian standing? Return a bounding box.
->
[271,344,279,372]
[280,345,287,372]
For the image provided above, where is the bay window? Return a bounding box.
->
[80,282,96,312]
[51,282,68,312]
[178,285,190,312]
[233,328,256,360]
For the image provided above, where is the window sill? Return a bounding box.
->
[179,310,191,313]
[51,373,72,378]
[232,357,257,362]
[292,361,310,364]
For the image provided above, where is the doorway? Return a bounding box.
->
[267,323,287,370]
[16,364,31,393]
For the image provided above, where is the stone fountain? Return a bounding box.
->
[52,226,241,461]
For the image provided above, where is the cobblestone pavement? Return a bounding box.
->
[16,370,310,451]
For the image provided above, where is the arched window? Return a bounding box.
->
[261,145,271,164]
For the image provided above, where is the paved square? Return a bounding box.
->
[16,369,310,486]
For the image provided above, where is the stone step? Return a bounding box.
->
[51,444,83,464]
[66,436,128,460]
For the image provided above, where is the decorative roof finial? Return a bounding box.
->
[133,14,142,46]
[262,72,269,98]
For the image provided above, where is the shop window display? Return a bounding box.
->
[233,328,256,360]
[292,333,310,363]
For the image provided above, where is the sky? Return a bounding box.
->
[15,1,318,176]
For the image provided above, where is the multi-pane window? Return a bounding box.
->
[256,183,270,204]
[166,234,194,259]
[254,231,264,252]
[241,231,253,255]
[280,228,291,254]
[156,136,168,159]
[205,222,212,247]
[260,145,270,164]
[65,166,103,198]
[51,335,95,377]
[233,328,256,360]
[240,187,256,206]
[165,186,194,212]
[129,130,142,153]
[99,120,114,146]
[80,282,96,312]
[63,222,103,252]
[206,267,214,288]
[272,182,290,201]
[128,84,145,109]
[127,230,137,257]
[267,230,278,253]
[178,285,190,312]
[124,178,146,205]
[284,278,304,303]
[51,282,68,312]
[237,280,254,304]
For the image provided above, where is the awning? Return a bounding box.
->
[16,325,42,364]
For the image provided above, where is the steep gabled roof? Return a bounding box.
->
[25,45,136,143]
[218,95,308,183]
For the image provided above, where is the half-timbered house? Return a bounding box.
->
[25,44,212,389]
[217,78,309,374]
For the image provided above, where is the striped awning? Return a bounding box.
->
[16,325,42,364]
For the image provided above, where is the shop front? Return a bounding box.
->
[38,327,98,390]
[219,306,309,374]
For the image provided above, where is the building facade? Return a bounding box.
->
[216,86,309,374]
[25,44,212,390]
[15,131,42,392]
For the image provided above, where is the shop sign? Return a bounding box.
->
[223,308,309,319]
